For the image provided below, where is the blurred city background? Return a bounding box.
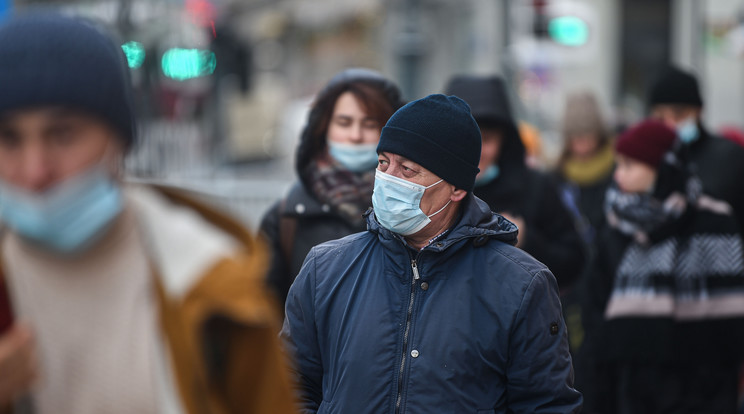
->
[4,0,744,229]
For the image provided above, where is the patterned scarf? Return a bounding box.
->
[604,170,744,321]
[604,163,702,245]
[304,153,375,228]
[604,185,684,245]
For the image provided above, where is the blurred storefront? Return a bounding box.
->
[8,0,744,227]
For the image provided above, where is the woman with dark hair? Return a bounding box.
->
[260,68,404,308]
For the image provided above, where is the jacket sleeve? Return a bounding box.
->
[259,199,293,309]
[506,269,583,413]
[522,175,587,289]
[280,249,323,414]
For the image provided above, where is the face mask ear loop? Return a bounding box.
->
[425,179,444,189]
[427,199,451,219]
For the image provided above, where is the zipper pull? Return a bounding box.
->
[411,259,420,280]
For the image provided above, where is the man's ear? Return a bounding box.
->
[450,187,468,202]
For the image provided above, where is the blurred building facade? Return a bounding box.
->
[7,0,744,227]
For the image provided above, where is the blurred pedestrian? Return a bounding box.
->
[0,13,295,414]
[445,74,586,290]
[281,94,582,413]
[589,120,744,413]
[552,91,616,398]
[556,91,615,240]
[259,68,403,308]
[648,65,744,236]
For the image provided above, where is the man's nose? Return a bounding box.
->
[19,146,55,192]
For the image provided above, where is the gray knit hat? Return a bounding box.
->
[562,91,605,138]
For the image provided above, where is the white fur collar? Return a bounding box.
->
[126,185,239,299]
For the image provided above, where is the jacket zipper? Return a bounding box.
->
[395,258,420,414]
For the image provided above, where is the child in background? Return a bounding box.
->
[589,119,744,413]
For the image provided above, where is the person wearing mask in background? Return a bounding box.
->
[0,14,295,413]
[648,65,744,236]
[444,74,586,290]
[260,68,403,309]
[587,120,744,413]
[282,94,582,414]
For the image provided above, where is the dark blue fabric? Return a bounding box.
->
[0,13,135,147]
[281,194,582,413]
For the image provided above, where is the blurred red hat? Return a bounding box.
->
[616,119,677,168]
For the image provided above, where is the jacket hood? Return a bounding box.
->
[445,75,526,172]
[295,68,404,190]
[365,192,518,249]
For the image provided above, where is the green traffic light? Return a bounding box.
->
[121,41,146,69]
[548,16,589,47]
[161,48,217,81]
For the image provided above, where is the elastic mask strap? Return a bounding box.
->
[427,199,451,219]
[425,179,444,189]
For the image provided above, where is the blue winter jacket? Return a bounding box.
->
[281,194,582,413]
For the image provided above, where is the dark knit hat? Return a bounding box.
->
[378,94,481,192]
[0,13,135,148]
[648,66,703,107]
[616,119,677,168]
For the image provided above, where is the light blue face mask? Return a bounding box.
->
[0,165,124,253]
[328,141,380,172]
[677,118,699,144]
[372,169,451,236]
[474,164,500,187]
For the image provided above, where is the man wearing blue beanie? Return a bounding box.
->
[282,94,582,413]
[0,13,296,413]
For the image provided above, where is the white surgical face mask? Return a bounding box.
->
[0,164,123,253]
[328,141,379,172]
[371,169,451,236]
[474,164,500,187]
[677,118,699,144]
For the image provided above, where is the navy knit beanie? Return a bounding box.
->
[0,13,135,148]
[648,66,703,108]
[378,94,481,192]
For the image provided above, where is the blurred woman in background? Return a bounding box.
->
[556,91,615,241]
[260,68,404,309]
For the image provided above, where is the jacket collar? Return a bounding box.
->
[127,184,245,299]
[365,192,518,252]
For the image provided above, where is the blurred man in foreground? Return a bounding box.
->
[0,13,295,413]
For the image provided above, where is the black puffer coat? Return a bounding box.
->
[686,126,744,236]
[260,69,404,307]
[446,75,586,288]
